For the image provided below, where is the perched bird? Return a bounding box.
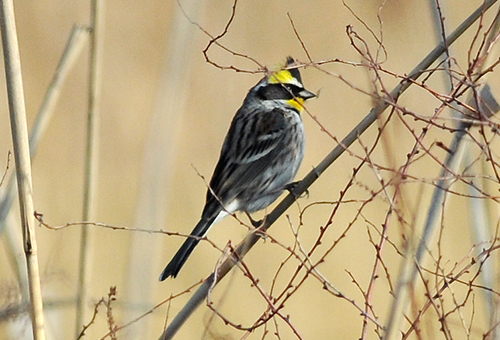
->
[159,57,315,280]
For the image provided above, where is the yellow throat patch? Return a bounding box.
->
[287,97,305,112]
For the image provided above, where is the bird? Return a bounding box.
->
[159,57,315,280]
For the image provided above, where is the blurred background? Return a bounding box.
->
[0,0,499,339]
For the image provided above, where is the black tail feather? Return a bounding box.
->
[159,217,215,280]
[159,237,200,280]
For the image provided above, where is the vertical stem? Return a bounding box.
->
[75,0,103,335]
[125,0,201,337]
[0,0,46,339]
[0,26,90,236]
[0,26,89,316]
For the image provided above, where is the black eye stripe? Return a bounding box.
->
[284,84,304,96]
[258,83,304,100]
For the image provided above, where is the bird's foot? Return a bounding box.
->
[245,212,267,239]
[285,181,309,199]
[245,211,263,228]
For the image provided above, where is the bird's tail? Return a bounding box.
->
[159,216,216,280]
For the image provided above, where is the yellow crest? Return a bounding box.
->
[269,69,294,84]
[268,57,301,85]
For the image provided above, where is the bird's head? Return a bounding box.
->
[256,56,316,113]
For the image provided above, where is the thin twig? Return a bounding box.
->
[176,0,263,73]
[0,151,11,188]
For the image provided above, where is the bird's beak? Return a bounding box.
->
[299,89,316,100]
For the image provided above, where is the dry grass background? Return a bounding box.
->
[0,0,499,339]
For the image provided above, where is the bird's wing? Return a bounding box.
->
[202,107,291,217]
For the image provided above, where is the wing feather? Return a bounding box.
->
[201,107,289,217]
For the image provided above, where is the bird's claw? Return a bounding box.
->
[245,211,263,228]
[285,181,309,199]
[245,212,267,239]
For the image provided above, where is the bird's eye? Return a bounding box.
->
[283,84,304,97]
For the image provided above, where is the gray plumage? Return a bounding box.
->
[160,57,314,280]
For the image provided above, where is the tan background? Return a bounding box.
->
[0,0,498,339]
